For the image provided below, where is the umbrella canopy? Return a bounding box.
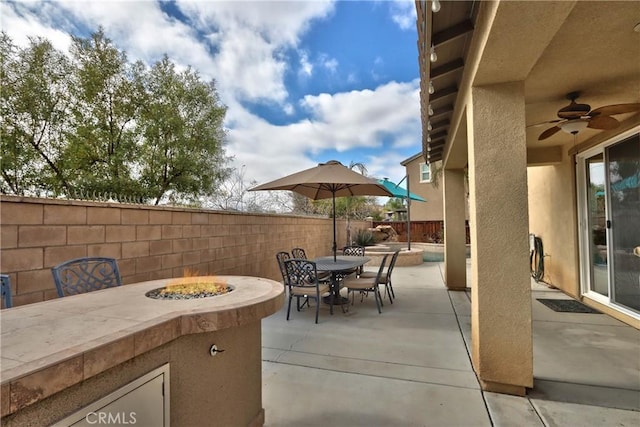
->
[249,160,393,260]
[378,178,426,201]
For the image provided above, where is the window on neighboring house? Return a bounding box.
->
[420,163,431,183]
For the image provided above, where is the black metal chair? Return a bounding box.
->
[1,274,13,308]
[360,249,399,302]
[276,251,291,285]
[51,257,122,297]
[291,247,332,283]
[291,247,307,259]
[343,254,389,314]
[342,245,366,275]
[284,259,332,324]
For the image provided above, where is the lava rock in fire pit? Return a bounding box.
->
[146,278,232,300]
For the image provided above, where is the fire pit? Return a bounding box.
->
[145,276,232,300]
[1,274,284,427]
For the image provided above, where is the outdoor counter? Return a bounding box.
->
[0,276,284,426]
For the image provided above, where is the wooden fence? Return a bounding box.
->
[373,220,470,244]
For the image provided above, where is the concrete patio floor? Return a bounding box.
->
[261,261,640,426]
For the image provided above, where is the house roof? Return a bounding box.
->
[400,152,423,166]
[416,0,640,165]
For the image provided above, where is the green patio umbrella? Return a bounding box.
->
[378,177,427,250]
[378,178,426,201]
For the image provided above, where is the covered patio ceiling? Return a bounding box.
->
[417,0,640,164]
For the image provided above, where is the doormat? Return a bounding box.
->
[537,298,601,314]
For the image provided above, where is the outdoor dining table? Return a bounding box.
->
[314,255,371,305]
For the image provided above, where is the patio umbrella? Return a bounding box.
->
[249,160,393,261]
[378,178,426,201]
[378,178,427,251]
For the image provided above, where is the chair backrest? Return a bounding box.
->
[291,247,307,259]
[51,257,122,297]
[284,259,319,289]
[343,245,365,274]
[387,250,401,278]
[1,274,13,308]
[276,251,291,285]
[343,245,365,257]
[374,254,390,284]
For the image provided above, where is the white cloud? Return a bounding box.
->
[283,103,295,116]
[175,0,335,102]
[227,80,421,184]
[319,54,338,73]
[0,2,73,51]
[389,0,417,31]
[298,50,313,77]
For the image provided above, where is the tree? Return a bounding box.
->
[1,30,231,204]
[65,29,146,197]
[139,56,230,205]
[0,33,72,195]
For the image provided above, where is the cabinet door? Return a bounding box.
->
[53,365,169,427]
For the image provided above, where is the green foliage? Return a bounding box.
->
[353,228,375,246]
[0,29,229,203]
[65,29,146,197]
[139,56,230,204]
[384,197,405,211]
[1,33,72,194]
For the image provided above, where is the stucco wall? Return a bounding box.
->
[1,322,263,427]
[403,157,445,221]
[0,196,370,307]
[527,149,579,297]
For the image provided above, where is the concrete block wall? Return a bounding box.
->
[0,196,370,307]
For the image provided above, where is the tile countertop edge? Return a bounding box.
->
[0,276,284,417]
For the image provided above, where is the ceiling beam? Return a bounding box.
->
[430,119,450,131]
[430,85,458,102]
[431,58,465,80]
[432,19,474,47]
[430,104,454,120]
[429,130,448,142]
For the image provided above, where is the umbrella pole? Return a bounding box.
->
[407,178,411,251]
[332,192,337,261]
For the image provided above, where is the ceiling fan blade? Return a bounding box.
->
[587,115,619,130]
[527,119,562,128]
[538,126,561,140]
[590,103,640,117]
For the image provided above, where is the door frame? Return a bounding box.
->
[576,125,640,318]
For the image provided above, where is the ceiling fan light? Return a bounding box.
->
[559,119,588,135]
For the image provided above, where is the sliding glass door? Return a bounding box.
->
[607,136,640,311]
[578,132,640,314]
[585,153,608,297]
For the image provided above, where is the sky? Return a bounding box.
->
[2,0,422,187]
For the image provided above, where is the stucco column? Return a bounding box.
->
[443,168,467,289]
[467,81,533,395]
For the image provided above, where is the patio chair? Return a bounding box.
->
[1,274,13,308]
[276,251,291,285]
[51,257,122,297]
[343,254,389,314]
[342,245,366,275]
[360,249,399,303]
[291,247,307,259]
[284,259,332,324]
[277,251,311,310]
[291,247,332,283]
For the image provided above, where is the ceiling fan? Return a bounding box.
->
[532,92,640,140]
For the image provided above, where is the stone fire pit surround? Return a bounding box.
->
[0,275,284,426]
